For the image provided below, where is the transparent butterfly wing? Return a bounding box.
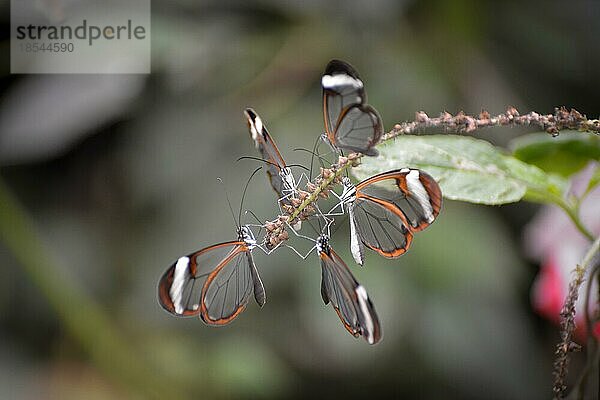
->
[323,60,365,117]
[322,59,382,155]
[333,105,382,156]
[351,197,414,258]
[244,108,289,200]
[356,169,442,232]
[201,249,264,325]
[320,248,382,344]
[158,241,265,325]
[257,132,287,199]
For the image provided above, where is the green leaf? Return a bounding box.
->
[510,131,600,177]
[354,135,566,205]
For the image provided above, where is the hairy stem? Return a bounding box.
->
[573,264,600,400]
[553,235,600,399]
[289,162,351,222]
[383,107,600,139]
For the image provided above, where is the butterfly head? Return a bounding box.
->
[238,225,257,248]
[341,176,353,188]
[316,234,330,255]
[280,166,292,178]
[340,177,357,202]
[280,167,296,191]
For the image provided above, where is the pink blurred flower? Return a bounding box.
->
[525,162,600,341]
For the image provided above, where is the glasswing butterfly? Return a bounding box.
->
[316,234,382,344]
[244,108,298,205]
[158,170,267,325]
[333,168,442,265]
[322,59,383,156]
[158,225,266,325]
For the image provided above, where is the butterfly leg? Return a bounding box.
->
[311,203,337,226]
[322,185,350,216]
[296,172,310,189]
[283,221,315,242]
[284,243,317,260]
[324,196,348,217]
[244,223,264,239]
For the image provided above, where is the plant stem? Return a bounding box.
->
[554,196,595,241]
[289,162,351,222]
[573,263,600,399]
[553,234,600,399]
[0,178,186,400]
[383,107,600,139]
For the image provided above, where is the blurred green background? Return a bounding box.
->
[1,1,599,399]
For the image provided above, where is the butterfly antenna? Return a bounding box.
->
[294,145,327,180]
[292,148,329,167]
[239,155,309,173]
[244,209,263,225]
[217,177,239,230]
[244,209,265,238]
[311,134,323,179]
[286,163,310,172]
[237,156,279,169]
[239,166,263,227]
